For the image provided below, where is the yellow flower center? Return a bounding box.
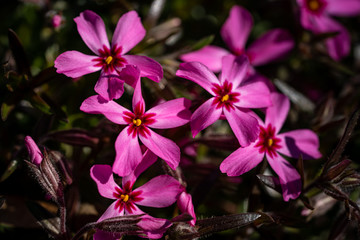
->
[267,138,274,147]
[308,0,320,11]
[105,56,113,65]
[120,194,129,202]
[221,94,229,102]
[133,119,142,126]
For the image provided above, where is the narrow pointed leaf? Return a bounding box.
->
[8,29,31,77]
[256,174,282,194]
[1,103,15,121]
[0,159,19,182]
[322,159,352,181]
[192,35,214,51]
[46,129,99,148]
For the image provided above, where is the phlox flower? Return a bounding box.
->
[297,0,360,60]
[177,192,196,226]
[54,10,163,101]
[176,55,272,147]
[91,150,184,239]
[180,5,294,72]
[80,77,191,176]
[24,136,43,166]
[220,93,322,201]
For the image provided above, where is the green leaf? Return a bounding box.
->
[28,92,52,115]
[1,103,15,121]
[191,35,214,51]
[0,160,19,182]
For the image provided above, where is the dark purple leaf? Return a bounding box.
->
[322,159,352,181]
[46,129,100,148]
[8,29,31,77]
[256,174,282,194]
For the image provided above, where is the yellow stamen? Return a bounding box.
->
[132,119,142,126]
[105,56,113,65]
[221,94,229,102]
[268,138,273,147]
[120,194,129,202]
[308,0,320,11]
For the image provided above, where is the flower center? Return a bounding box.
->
[221,94,229,102]
[120,194,129,202]
[132,119,142,126]
[308,0,320,10]
[254,124,281,158]
[105,56,113,65]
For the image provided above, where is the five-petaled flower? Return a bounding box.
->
[220,93,322,201]
[91,150,184,239]
[176,54,272,147]
[80,81,191,176]
[54,10,163,101]
[296,0,360,60]
[180,5,294,73]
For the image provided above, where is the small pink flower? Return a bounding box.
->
[54,10,163,101]
[80,81,191,176]
[180,5,294,72]
[51,14,63,29]
[297,0,360,60]
[91,151,183,239]
[24,136,43,165]
[220,93,322,201]
[177,192,196,226]
[176,55,272,147]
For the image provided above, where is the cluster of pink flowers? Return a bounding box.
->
[27,2,360,237]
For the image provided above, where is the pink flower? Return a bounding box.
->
[54,10,163,101]
[91,150,183,239]
[297,0,360,60]
[51,14,63,29]
[177,192,196,226]
[176,55,272,147]
[220,93,322,201]
[24,136,43,165]
[180,5,294,72]
[80,81,191,176]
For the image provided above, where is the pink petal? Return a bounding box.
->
[112,11,145,54]
[221,5,253,54]
[326,0,360,16]
[177,192,196,226]
[246,29,294,66]
[113,127,143,177]
[176,62,219,95]
[180,45,230,72]
[94,70,125,101]
[146,98,191,129]
[122,150,158,186]
[54,51,101,78]
[234,77,272,108]
[139,129,180,170]
[123,55,163,82]
[224,107,259,147]
[298,7,317,31]
[220,55,249,89]
[74,10,110,55]
[124,203,144,215]
[277,129,322,160]
[190,98,222,138]
[90,164,118,199]
[322,18,351,61]
[136,175,183,207]
[80,95,128,125]
[24,136,43,166]
[97,201,124,222]
[137,216,172,239]
[265,93,290,134]
[220,143,264,176]
[266,154,302,201]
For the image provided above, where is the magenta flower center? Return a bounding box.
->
[254,124,281,158]
[305,0,327,14]
[113,181,143,214]
[93,44,127,72]
[123,103,156,138]
[211,80,240,111]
